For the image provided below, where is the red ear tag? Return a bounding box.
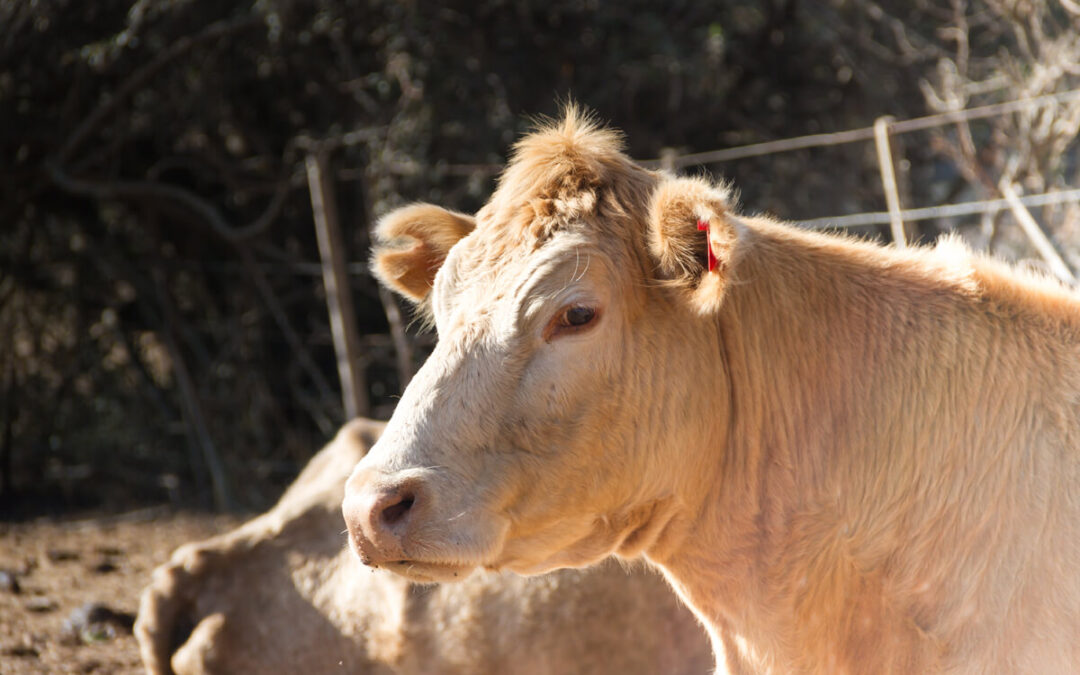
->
[697,219,718,272]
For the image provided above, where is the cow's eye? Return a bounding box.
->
[563,306,595,327]
[544,304,599,341]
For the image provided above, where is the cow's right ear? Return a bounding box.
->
[371,204,475,303]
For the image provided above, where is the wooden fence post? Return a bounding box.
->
[306,148,369,420]
[873,116,907,248]
[659,147,677,173]
[999,181,1077,285]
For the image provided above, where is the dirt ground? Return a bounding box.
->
[0,511,242,675]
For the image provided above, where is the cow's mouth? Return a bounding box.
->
[378,559,477,583]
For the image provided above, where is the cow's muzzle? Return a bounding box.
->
[342,473,423,567]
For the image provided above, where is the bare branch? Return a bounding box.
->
[0,347,14,499]
[47,164,290,242]
[153,270,235,512]
[237,248,340,410]
[230,177,292,240]
[49,166,237,237]
[56,16,262,166]
[999,180,1077,285]
[379,286,415,391]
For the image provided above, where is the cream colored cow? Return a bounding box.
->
[136,418,713,675]
[344,107,1080,674]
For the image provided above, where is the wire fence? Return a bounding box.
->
[796,187,1080,230]
[634,88,1080,283]
[417,89,1080,245]
[637,89,1080,168]
[365,89,1080,285]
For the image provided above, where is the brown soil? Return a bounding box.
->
[0,512,241,675]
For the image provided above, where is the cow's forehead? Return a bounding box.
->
[432,225,621,335]
[428,103,660,329]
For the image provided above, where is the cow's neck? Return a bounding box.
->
[644,220,995,671]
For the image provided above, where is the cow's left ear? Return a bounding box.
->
[647,176,739,314]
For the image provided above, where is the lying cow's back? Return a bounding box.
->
[135,418,714,675]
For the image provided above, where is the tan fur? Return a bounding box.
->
[135,418,713,675]
[476,106,655,254]
[372,204,476,304]
[648,175,739,313]
[345,107,1080,674]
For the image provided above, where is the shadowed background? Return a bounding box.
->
[2,0,1078,515]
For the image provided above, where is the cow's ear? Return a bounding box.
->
[371,204,475,303]
[647,176,739,314]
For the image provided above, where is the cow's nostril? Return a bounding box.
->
[380,493,415,528]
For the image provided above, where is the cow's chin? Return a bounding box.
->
[377,560,478,584]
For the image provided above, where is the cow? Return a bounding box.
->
[342,106,1080,674]
[135,418,714,675]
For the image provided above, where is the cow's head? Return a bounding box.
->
[344,108,739,582]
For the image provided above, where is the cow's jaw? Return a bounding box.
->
[492,494,683,575]
[373,560,478,584]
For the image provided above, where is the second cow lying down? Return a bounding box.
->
[135,418,713,675]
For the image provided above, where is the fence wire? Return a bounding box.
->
[638,89,1080,169]
[796,187,1080,229]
